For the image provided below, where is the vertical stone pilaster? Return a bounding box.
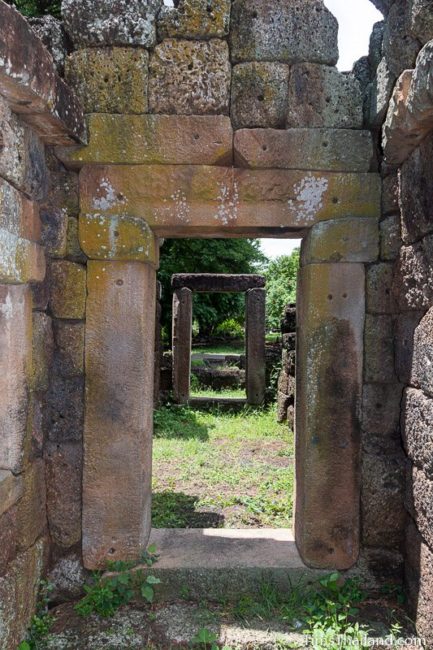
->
[172,288,192,404]
[246,288,266,406]
[83,261,156,569]
[295,262,365,570]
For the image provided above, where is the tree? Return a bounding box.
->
[5,0,61,17]
[265,249,300,330]
[158,239,267,338]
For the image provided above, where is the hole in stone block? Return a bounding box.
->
[332,197,339,204]
[116,279,124,286]
[257,94,265,102]
[251,10,258,18]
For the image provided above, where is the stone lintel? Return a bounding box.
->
[0,2,86,145]
[57,115,233,169]
[79,214,159,267]
[80,165,381,236]
[172,273,265,292]
[83,261,156,569]
[172,288,193,405]
[295,262,365,570]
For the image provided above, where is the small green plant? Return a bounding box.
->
[75,545,161,618]
[191,627,219,649]
[18,581,55,649]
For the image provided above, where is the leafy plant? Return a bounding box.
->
[18,581,55,649]
[75,546,161,618]
[265,250,300,330]
[5,0,61,17]
[191,627,219,650]
[214,318,245,340]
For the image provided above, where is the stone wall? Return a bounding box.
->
[277,304,296,427]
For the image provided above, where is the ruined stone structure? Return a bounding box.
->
[277,304,296,426]
[171,273,266,405]
[0,0,433,646]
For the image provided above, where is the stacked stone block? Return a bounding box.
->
[277,305,296,427]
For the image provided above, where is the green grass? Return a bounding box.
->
[191,344,245,355]
[189,387,246,399]
[152,405,293,528]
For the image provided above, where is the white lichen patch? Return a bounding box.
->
[215,180,238,226]
[170,189,191,224]
[288,174,329,224]
[92,178,126,211]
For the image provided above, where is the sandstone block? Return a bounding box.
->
[287,64,363,129]
[362,383,403,438]
[246,288,266,405]
[29,15,68,74]
[66,217,86,263]
[47,553,86,602]
[366,263,397,314]
[362,452,406,548]
[301,217,379,265]
[382,0,420,77]
[172,288,192,404]
[405,521,433,648]
[412,308,433,398]
[65,48,149,114]
[296,263,365,569]
[45,442,82,548]
[59,114,233,168]
[158,0,230,39]
[44,374,84,442]
[172,273,265,292]
[16,460,46,551]
[0,179,39,241]
[83,262,156,568]
[364,314,396,384]
[31,312,54,392]
[406,465,433,549]
[231,63,290,129]
[0,286,32,473]
[0,507,17,577]
[149,39,230,115]
[369,20,385,73]
[0,229,45,284]
[62,0,162,48]
[234,128,374,172]
[380,215,402,261]
[393,239,433,311]
[353,56,372,96]
[402,388,433,479]
[409,0,433,45]
[282,333,296,351]
[366,58,395,129]
[229,0,338,65]
[0,471,23,518]
[49,260,86,319]
[79,215,158,265]
[395,311,424,384]
[46,171,80,218]
[40,207,68,258]
[400,132,433,244]
[53,321,85,378]
[382,173,399,216]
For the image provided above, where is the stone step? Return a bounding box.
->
[147,528,326,603]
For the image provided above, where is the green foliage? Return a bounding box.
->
[18,581,55,649]
[265,249,300,330]
[158,239,266,337]
[75,546,160,618]
[214,318,244,339]
[191,628,219,650]
[5,0,61,17]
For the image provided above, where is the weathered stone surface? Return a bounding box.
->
[16,460,46,551]
[380,215,401,261]
[0,96,47,200]
[352,56,371,96]
[65,48,149,114]
[296,263,365,569]
[412,308,433,398]
[366,58,396,129]
[45,171,80,218]
[362,452,406,548]
[29,15,69,75]
[395,311,424,385]
[405,520,433,649]
[382,0,421,77]
[31,312,54,392]
[48,553,86,602]
[0,286,31,473]
[44,374,84,442]
[40,207,68,259]
[158,0,230,39]
[80,165,381,236]
[62,0,162,48]
[362,383,403,439]
[45,442,82,548]
[172,288,192,404]
[301,217,379,265]
[79,215,158,265]
[58,115,233,168]
[49,260,86,319]
[0,507,17,577]
[382,173,399,216]
[364,314,396,384]
[66,217,86,263]
[0,471,23,518]
[0,2,85,145]
[407,466,433,550]
[366,263,396,314]
[287,65,363,129]
[172,274,265,292]
[369,21,385,73]
[229,0,338,65]
[400,131,433,243]
[83,262,156,569]
[0,178,40,241]
[0,229,45,284]
[149,39,230,115]
[246,288,266,406]
[393,238,433,311]
[402,388,433,479]
[234,129,374,172]
[53,321,84,378]
[231,63,290,129]
[409,0,433,45]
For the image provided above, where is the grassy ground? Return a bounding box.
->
[189,387,246,399]
[152,405,293,529]
[191,343,245,355]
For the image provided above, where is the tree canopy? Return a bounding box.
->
[5,0,61,17]
[265,249,300,330]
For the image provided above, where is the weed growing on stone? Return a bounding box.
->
[18,580,55,650]
[74,545,161,618]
